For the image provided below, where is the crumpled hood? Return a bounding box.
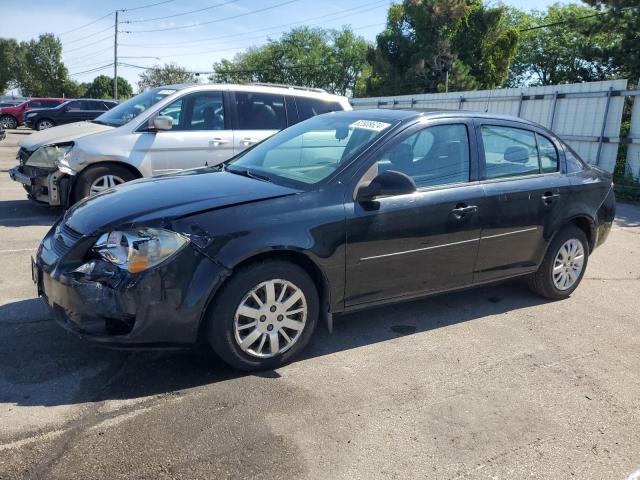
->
[64,169,301,235]
[19,121,113,151]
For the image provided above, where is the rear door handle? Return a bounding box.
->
[210,138,229,147]
[541,192,560,205]
[451,204,478,218]
[241,137,259,146]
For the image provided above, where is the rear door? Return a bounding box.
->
[475,120,569,282]
[231,91,287,153]
[140,90,234,174]
[345,119,485,306]
[60,100,85,123]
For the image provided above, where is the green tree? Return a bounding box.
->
[581,0,639,83]
[83,75,133,99]
[506,3,619,86]
[0,38,20,94]
[12,34,75,97]
[211,27,370,96]
[137,63,195,91]
[365,0,518,96]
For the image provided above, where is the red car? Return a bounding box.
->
[0,98,67,129]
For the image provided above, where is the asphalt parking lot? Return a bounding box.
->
[0,129,639,480]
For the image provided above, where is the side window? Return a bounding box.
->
[537,134,558,173]
[41,100,59,108]
[188,93,224,130]
[158,98,183,128]
[563,143,586,173]
[235,92,286,130]
[66,101,82,111]
[375,124,470,189]
[481,125,539,179]
[28,101,43,108]
[156,93,225,131]
[296,97,342,121]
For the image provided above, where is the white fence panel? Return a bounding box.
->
[351,80,628,173]
[627,87,640,179]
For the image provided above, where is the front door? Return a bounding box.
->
[142,91,234,175]
[345,120,484,307]
[474,122,569,282]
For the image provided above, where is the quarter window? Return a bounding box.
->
[235,92,286,130]
[296,97,343,121]
[537,134,558,173]
[375,124,470,188]
[563,143,586,173]
[481,126,539,179]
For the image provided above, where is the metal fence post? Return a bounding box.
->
[596,86,613,167]
[517,92,524,117]
[549,91,559,130]
[458,96,464,110]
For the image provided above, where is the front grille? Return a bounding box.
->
[52,222,83,257]
[17,147,31,165]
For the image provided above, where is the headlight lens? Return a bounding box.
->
[26,144,73,169]
[94,228,189,273]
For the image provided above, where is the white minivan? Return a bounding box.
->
[9,83,351,206]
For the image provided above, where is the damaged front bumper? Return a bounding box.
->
[8,164,70,207]
[34,221,229,348]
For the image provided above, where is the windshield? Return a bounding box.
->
[93,88,177,127]
[227,114,396,186]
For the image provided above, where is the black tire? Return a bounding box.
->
[1,115,17,129]
[36,118,55,131]
[71,164,136,204]
[528,225,589,300]
[206,261,319,371]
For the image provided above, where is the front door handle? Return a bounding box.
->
[541,191,560,205]
[451,204,478,219]
[210,138,229,147]
[241,137,259,147]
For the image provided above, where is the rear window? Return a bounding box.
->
[296,97,343,121]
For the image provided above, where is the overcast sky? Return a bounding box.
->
[3,0,577,92]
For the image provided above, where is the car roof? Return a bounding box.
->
[158,82,348,101]
[348,108,547,130]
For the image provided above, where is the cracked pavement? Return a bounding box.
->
[0,130,639,479]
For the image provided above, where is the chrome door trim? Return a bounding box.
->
[480,227,538,240]
[360,238,480,262]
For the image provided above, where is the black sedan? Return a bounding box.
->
[23,99,118,130]
[33,109,615,370]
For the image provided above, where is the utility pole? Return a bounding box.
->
[113,10,118,100]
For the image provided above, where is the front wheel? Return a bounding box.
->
[528,225,589,300]
[71,164,136,204]
[0,115,17,129]
[36,118,55,130]
[206,261,319,371]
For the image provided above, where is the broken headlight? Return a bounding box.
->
[94,228,189,273]
[26,143,73,169]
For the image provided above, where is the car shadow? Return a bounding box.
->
[614,201,640,228]
[0,280,546,408]
[0,199,61,227]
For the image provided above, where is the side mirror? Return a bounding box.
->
[152,115,173,131]
[356,170,417,202]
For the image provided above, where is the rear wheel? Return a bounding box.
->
[71,164,136,204]
[206,261,319,371]
[0,115,17,129]
[36,118,55,130]
[528,225,589,300]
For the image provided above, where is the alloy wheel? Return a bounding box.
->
[1,116,17,129]
[89,174,125,195]
[233,279,307,358]
[552,238,585,290]
[38,120,54,130]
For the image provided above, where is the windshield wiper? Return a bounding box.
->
[226,167,272,183]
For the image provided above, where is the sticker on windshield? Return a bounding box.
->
[349,120,391,132]
[157,89,177,95]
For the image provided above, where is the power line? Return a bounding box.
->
[64,34,114,54]
[519,5,634,32]
[125,0,303,33]
[124,0,243,23]
[61,25,114,45]
[64,46,114,65]
[120,0,176,12]
[69,63,114,77]
[57,12,113,36]
[119,0,388,48]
